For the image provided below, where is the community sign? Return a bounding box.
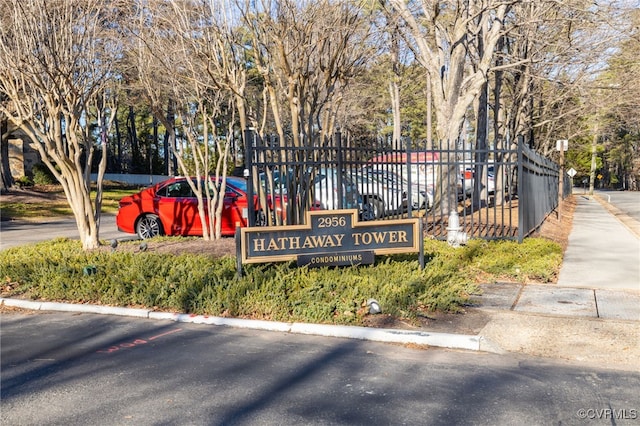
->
[237,209,422,269]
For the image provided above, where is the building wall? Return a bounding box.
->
[8,134,40,180]
[8,138,25,178]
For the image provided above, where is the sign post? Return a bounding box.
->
[556,139,568,212]
[567,167,577,190]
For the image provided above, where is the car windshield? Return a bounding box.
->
[225,177,247,192]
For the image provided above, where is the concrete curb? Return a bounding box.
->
[289,322,481,350]
[1,298,150,317]
[1,297,483,352]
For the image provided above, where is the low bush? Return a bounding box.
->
[31,163,57,185]
[15,176,34,187]
[0,236,562,326]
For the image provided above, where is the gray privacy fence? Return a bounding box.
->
[91,173,167,186]
[244,130,562,243]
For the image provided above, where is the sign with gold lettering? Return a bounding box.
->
[238,209,420,267]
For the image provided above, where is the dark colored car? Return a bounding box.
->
[116,176,278,239]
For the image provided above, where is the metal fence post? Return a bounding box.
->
[517,136,524,243]
[335,128,344,209]
[244,128,255,227]
[405,144,413,218]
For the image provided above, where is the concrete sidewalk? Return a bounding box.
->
[476,282,640,321]
[557,194,640,290]
[468,193,640,370]
[475,192,640,319]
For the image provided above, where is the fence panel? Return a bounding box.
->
[245,130,560,242]
[517,139,561,242]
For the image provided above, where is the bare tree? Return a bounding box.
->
[600,6,640,190]
[521,2,639,193]
[489,1,639,159]
[499,2,600,153]
[239,0,376,223]
[1,102,15,192]
[0,0,121,249]
[385,0,509,212]
[131,0,248,239]
[388,21,403,151]
[241,0,374,146]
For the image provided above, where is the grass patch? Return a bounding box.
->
[97,186,141,214]
[1,200,72,219]
[0,236,562,326]
[0,183,139,219]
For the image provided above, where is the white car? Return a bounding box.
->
[312,167,362,212]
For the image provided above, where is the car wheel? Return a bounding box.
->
[255,210,267,227]
[360,203,375,221]
[136,214,163,239]
[371,199,385,219]
[362,198,384,220]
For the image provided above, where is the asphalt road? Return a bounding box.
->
[0,214,135,250]
[2,311,639,425]
[596,189,640,223]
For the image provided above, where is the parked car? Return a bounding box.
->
[313,167,362,212]
[362,167,432,212]
[116,176,279,239]
[259,167,370,219]
[258,168,291,196]
[460,164,499,196]
[350,172,404,219]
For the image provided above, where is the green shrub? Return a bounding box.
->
[15,176,34,187]
[0,236,562,326]
[31,163,57,185]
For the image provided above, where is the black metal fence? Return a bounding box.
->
[244,130,561,243]
[518,141,563,240]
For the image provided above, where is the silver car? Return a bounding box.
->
[350,172,404,219]
[312,167,362,211]
[260,167,368,218]
[363,167,431,212]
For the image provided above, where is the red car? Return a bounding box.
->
[116,176,278,239]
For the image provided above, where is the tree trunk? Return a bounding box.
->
[92,146,107,245]
[589,125,599,195]
[114,115,122,172]
[425,72,433,150]
[390,28,402,150]
[128,105,141,173]
[474,80,489,209]
[1,116,13,192]
[164,99,176,176]
[389,80,401,149]
[471,19,489,209]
